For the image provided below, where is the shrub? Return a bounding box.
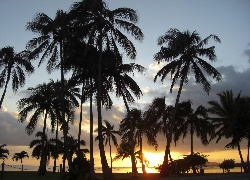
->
[219,159,235,173]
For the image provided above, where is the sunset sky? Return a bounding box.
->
[0,0,250,170]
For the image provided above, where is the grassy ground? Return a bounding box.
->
[1,171,249,180]
[1,171,61,180]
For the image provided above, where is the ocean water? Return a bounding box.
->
[2,164,244,174]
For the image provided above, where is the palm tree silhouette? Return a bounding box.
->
[12,151,29,171]
[208,90,249,172]
[18,81,57,174]
[26,9,74,170]
[0,46,34,108]
[70,1,143,178]
[173,100,214,173]
[120,108,158,174]
[174,100,214,155]
[0,144,9,160]
[29,132,55,168]
[154,29,222,176]
[95,120,120,173]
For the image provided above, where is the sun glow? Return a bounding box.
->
[143,151,181,167]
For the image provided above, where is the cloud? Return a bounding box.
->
[244,44,250,63]
[148,62,164,71]
[0,107,34,146]
[139,65,250,160]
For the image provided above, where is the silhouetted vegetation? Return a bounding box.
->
[1,1,250,180]
[219,159,236,173]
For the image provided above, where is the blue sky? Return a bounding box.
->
[0,0,250,168]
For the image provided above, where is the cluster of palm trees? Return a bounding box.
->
[112,92,250,175]
[0,0,249,179]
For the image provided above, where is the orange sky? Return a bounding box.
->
[3,144,248,169]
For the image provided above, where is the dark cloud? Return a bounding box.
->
[139,65,250,157]
[244,46,250,63]
[1,65,249,164]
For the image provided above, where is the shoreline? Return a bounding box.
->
[1,171,249,179]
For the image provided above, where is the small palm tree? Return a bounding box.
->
[95,120,120,173]
[12,151,29,171]
[174,100,214,155]
[120,109,158,174]
[29,132,55,169]
[154,29,222,176]
[18,81,57,174]
[0,46,34,108]
[208,90,248,172]
[0,144,9,160]
[174,100,214,173]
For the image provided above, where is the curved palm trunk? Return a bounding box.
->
[0,69,11,109]
[122,92,137,174]
[237,143,247,172]
[160,77,185,177]
[97,30,111,179]
[89,82,95,180]
[38,112,48,175]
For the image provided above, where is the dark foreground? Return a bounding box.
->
[1,172,249,180]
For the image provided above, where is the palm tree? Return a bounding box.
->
[107,59,145,174]
[174,100,214,155]
[12,151,29,171]
[18,81,57,174]
[154,29,222,176]
[70,1,143,178]
[55,135,88,172]
[143,97,175,174]
[242,96,250,172]
[26,9,74,170]
[95,120,120,173]
[208,90,249,172]
[0,144,9,160]
[0,46,34,108]
[29,131,56,167]
[173,100,214,173]
[68,135,89,162]
[120,108,158,174]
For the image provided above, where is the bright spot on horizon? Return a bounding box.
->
[143,151,181,167]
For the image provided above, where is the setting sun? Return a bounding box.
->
[143,151,181,167]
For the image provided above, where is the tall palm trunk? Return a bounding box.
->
[109,136,113,173]
[89,81,95,180]
[237,143,247,172]
[38,112,48,175]
[139,131,146,174]
[0,65,12,108]
[247,138,250,172]
[59,41,72,170]
[77,85,84,152]
[97,30,111,179]
[190,122,196,174]
[53,118,59,173]
[122,92,137,174]
[160,76,185,177]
